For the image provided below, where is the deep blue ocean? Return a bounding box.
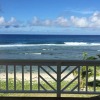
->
[0,34,100,60]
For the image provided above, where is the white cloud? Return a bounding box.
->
[69,11,100,28]
[8,17,21,28]
[0,16,5,25]
[31,16,41,26]
[43,19,52,26]
[65,9,94,15]
[31,17,53,26]
[89,11,100,28]
[0,16,22,28]
[70,16,88,27]
[30,14,100,28]
[30,16,68,27]
[29,13,100,29]
[2,11,100,32]
[8,17,17,24]
[54,17,68,27]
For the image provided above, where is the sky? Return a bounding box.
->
[0,0,100,35]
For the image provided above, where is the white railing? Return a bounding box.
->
[0,60,100,97]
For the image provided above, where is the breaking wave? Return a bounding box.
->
[64,42,100,46]
[0,42,100,47]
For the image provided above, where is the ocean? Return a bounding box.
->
[0,34,100,60]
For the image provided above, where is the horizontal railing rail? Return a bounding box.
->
[0,60,100,97]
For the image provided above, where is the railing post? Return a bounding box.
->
[6,65,8,91]
[57,63,61,97]
[22,65,24,91]
[38,65,40,91]
[94,65,96,92]
[30,65,32,91]
[86,66,88,92]
[78,66,80,92]
[14,65,16,91]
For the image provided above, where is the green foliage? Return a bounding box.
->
[0,79,100,97]
[82,52,100,60]
[86,56,97,60]
[82,52,88,60]
[80,52,100,88]
[73,52,100,88]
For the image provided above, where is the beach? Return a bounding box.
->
[1,71,100,82]
[0,72,75,82]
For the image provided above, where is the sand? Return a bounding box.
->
[0,72,75,82]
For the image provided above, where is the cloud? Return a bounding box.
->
[1,11,100,32]
[65,9,94,15]
[54,17,68,27]
[0,16,5,25]
[25,12,100,30]
[6,17,21,28]
[70,11,100,28]
[30,16,41,26]
[43,19,53,26]
[69,11,100,28]
[70,16,88,27]
[30,16,69,27]
[30,16,52,26]
[30,16,89,28]
[0,16,22,28]
[89,11,100,28]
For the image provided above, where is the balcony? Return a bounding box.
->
[0,60,100,98]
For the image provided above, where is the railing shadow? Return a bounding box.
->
[88,80,100,87]
[0,96,99,100]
